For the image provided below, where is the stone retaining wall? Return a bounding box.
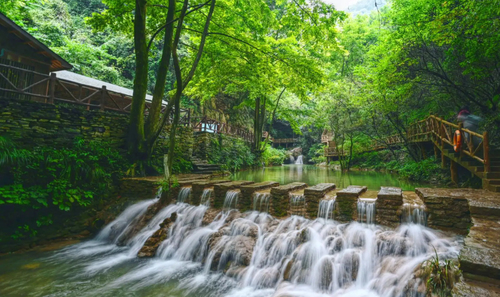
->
[376,187,403,227]
[304,183,336,219]
[213,181,254,209]
[0,97,193,166]
[270,182,308,217]
[336,186,367,222]
[240,181,280,212]
[416,188,471,234]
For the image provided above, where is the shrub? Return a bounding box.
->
[208,135,256,172]
[261,144,287,166]
[0,137,127,239]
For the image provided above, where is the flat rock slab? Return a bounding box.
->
[192,179,231,187]
[271,182,308,195]
[337,186,367,198]
[214,180,254,190]
[460,217,500,283]
[378,187,402,200]
[402,191,424,206]
[241,181,279,193]
[304,183,336,196]
[178,179,209,187]
[452,280,500,297]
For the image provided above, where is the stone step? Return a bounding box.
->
[488,180,500,185]
[460,217,500,285]
[488,185,500,193]
[304,183,336,219]
[240,181,280,212]
[452,279,500,297]
[213,180,254,209]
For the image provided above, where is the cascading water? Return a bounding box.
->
[3,197,460,297]
[317,198,336,220]
[290,193,305,216]
[289,155,295,163]
[200,188,213,206]
[253,192,271,212]
[177,186,192,203]
[402,203,427,225]
[357,198,376,224]
[223,190,240,210]
[295,155,303,164]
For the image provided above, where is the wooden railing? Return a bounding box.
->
[192,116,254,142]
[273,138,298,144]
[0,63,190,123]
[321,134,333,143]
[407,115,489,173]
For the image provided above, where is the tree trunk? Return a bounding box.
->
[144,0,176,149]
[128,0,149,174]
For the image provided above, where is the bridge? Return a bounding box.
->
[323,115,499,192]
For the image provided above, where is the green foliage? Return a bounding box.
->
[261,145,286,166]
[208,135,255,172]
[421,249,460,297]
[308,143,326,164]
[0,137,126,211]
[398,157,443,182]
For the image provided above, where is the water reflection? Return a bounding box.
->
[233,165,426,190]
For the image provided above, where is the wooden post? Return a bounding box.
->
[100,85,106,111]
[458,122,464,162]
[48,73,56,104]
[450,159,459,185]
[484,131,490,175]
[440,120,446,168]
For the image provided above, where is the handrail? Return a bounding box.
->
[0,62,190,124]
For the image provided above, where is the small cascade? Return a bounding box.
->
[295,155,303,164]
[357,198,376,224]
[290,193,306,216]
[289,155,295,163]
[223,190,240,210]
[199,188,213,206]
[317,198,336,220]
[402,203,427,225]
[177,187,192,203]
[253,192,271,212]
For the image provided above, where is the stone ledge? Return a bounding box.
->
[270,182,308,196]
[337,185,367,198]
[304,183,336,196]
[241,181,280,194]
[378,187,402,200]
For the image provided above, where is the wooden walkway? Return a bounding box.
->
[356,115,499,192]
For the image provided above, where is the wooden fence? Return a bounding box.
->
[0,63,190,122]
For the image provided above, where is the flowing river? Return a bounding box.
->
[234,165,428,191]
[0,167,455,297]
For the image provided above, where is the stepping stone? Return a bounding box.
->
[304,183,336,219]
[213,181,254,209]
[336,186,367,222]
[270,182,308,217]
[376,187,403,227]
[240,181,279,212]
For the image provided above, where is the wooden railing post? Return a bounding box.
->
[484,131,490,175]
[48,73,56,104]
[100,85,106,111]
[458,122,464,161]
[440,119,446,168]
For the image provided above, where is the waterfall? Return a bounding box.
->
[295,155,303,164]
[32,197,460,297]
[289,155,295,163]
[357,198,376,224]
[253,192,271,212]
[317,198,336,220]
[223,190,240,210]
[290,193,305,216]
[177,187,192,203]
[200,188,213,206]
[402,203,427,225]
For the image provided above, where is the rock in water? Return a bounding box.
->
[137,213,177,258]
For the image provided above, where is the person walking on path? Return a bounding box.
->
[457,106,483,149]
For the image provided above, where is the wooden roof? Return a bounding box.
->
[0,12,72,71]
